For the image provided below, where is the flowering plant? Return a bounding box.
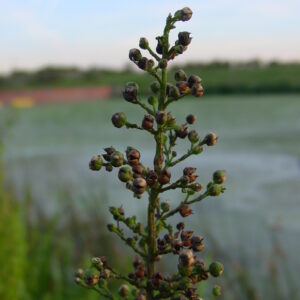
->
[75,7,225,300]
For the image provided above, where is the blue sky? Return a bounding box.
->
[1,0,300,73]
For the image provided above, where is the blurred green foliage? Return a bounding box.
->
[1,61,300,94]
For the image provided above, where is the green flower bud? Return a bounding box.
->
[148,95,157,106]
[148,59,155,69]
[174,69,187,81]
[161,200,170,212]
[192,145,203,154]
[150,81,160,94]
[178,31,192,46]
[89,155,103,171]
[91,257,103,270]
[173,44,185,55]
[213,170,226,184]
[212,285,222,297]
[175,7,193,22]
[209,262,224,277]
[123,82,138,102]
[167,112,176,127]
[111,112,127,128]
[139,37,149,49]
[84,267,99,286]
[188,130,199,143]
[208,184,223,196]
[186,114,196,124]
[75,268,84,279]
[105,164,113,172]
[110,151,124,167]
[168,85,180,98]
[118,166,133,182]
[155,110,167,125]
[98,278,108,289]
[125,216,136,229]
[129,48,142,62]
[188,75,202,87]
[119,284,130,297]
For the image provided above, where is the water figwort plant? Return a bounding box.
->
[75,7,226,300]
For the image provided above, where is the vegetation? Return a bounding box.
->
[76,7,226,300]
[1,61,300,95]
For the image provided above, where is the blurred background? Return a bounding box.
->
[1,1,300,299]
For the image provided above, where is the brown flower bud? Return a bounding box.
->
[129,48,142,62]
[192,84,204,97]
[179,250,195,267]
[172,239,183,254]
[175,125,188,139]
[186,114,196,124]
[155,110,167,125]
[135,265,145,279]
[191,235,205,252]
[142,114,154,130]
[176,81,190,94]
[168,85,180,98]
[175,7,193,22]
[204,132,218,146]
[119,284,130,297]
[132,177,147,194]
[176,222,185,231]
[156,38,163,54]
[152,272,163,287]
[181,230,193,247]
[174,69,187,81]
[184,167,196,177]
[178,31,192,46]
[133,256,142,269]
[84,267,99,286]
[179,203,193,217]
[138,57,149,70]
[132,163,144,176]
[158,169,171,185]
[123,82,138,102]
[146,170,158,187]
[188,75,202,87]
[127,148,140,166]
[157,238,168,251]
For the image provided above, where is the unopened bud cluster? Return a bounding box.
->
[80,7,226,300]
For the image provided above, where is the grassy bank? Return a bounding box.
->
[1,61,300,95]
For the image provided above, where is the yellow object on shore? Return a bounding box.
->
[11,97,35,108]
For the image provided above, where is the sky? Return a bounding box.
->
[1,0,300,73]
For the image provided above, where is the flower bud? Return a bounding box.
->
[191,235,205,252]
[172,239,183,254]
[127,148,140,166]
[150,81,160,94]
[105,164,113,172]
[213,170,226,184]
[148,95,157,106]
[139,37,149,49]
[84,267,99,286]
[156,39,163,54]
[192,84,204,97]
[168,85,180,98]
[110,151,124,167]
[142,114,154,130]
[176,81,190,94]
[179,203,192,217]
[174,44,185,55]
[188,130,199,143]
[175,125,188,139]
[91,257,104,270]
[209,262,224,277]
[157,238,168,251]
[111,112,127,128]
[187,144,197,154]
[190,182,203,192]
[208,184,223,196]
[75,268,84,279]
[161,200,170,212]
[158,169,171,185]
[204,132,218,146]
[133,255,143,269]
[179,250,195,267]
[176,222,185,231]
[152,272,163,286]
[167,112,176,127]
[104,147,115,155]
[135,294,146,300]
[175,7,193,22]
[159,59,168,69]
[180,175,189,186]
[146,170,158,187]
[138,57,149,70]
[123,82,138,102]
[89,155,103,171]
[100,269,111,279]
[129,48,142,62]
[188,75,202,87]
[148,59,155,69]
[118,167,133,182]
[212,285,222,297]
[155,111,167,125]
[118,284,130,297]
[181,230,193,247]
[186,114,196,124]
[132,177,147,194]
[174,69,187,82]
[178,32,192,46]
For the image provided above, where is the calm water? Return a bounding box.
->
[3,94,300,296]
